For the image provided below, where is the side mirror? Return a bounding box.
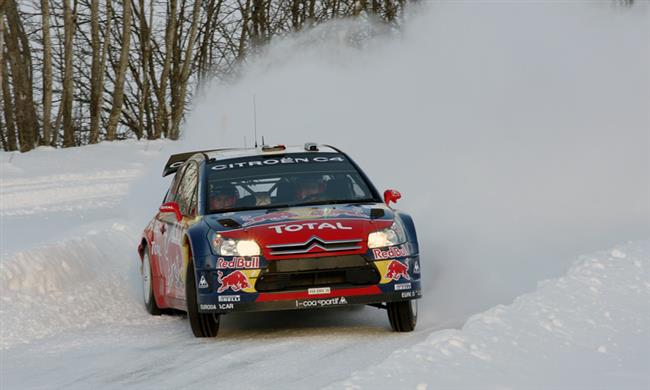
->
[383,189,402,206]
[160,202,182,222]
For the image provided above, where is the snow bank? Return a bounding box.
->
[0,224,146,349]
[0,140,175,348]
[333,241,650,389]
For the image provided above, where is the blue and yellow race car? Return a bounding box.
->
[138,143,421,337]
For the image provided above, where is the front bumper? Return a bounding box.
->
[198,284,422,314]
[195,249,422,314]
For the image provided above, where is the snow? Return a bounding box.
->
[1,1,650,389]
[334,242,650,389]
[1,135,648,390]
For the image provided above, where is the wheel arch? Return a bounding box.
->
[396,211,419,254]
[138,237,149,261]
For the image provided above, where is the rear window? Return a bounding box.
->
[205,153,377,213]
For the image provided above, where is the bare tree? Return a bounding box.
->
[169,0,202,140]
[2,0,410,151]
[1,12,18,151]
[41,0,53,145]
[134,0,151,139]
[152,0,177,139]
[61,0,77,147]
[4,0,38,152]
[88,0,110,144]
[105,0,132,140]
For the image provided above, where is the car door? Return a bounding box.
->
[152,164,186,307]
[159,162,199,304]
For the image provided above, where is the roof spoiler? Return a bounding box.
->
[162,149,218,177]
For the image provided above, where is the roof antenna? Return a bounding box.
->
[262,136,265,146]
[253,95,258,148]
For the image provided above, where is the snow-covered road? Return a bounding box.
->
[1,141,648,389]
[0,142,447,388]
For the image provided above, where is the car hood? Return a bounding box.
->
[205,203,394,259]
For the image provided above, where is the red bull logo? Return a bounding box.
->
[385,260,410,281]
[217,270,250,293]
[372,245,410,260]
[217,256,260,269]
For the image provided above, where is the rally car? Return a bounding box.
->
[138,143,421,337]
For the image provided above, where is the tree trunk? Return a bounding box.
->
[105,0,132,141]
[307,0,316,27]
[41,0,53,145]
[169,0,202,140]
[153,0,176,139]
[136,0,150,139]
[196,0,221,85]
[89,0,102,143]
[1,15,18,151]
[4,0,38,152]
[62,0,76,147]
[237,0,251,61]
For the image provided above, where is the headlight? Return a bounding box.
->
[367,221,406,249]
[211,233,261,256]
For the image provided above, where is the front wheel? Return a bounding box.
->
[142,249,161,315]
[186,260,220,337]
[387,299,417,332]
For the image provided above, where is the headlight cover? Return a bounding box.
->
[367,221,407,249]
[211,233,261,256]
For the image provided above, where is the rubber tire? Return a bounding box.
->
[142,248,162,315]
[387,299,417,332]
[186,260,220,337]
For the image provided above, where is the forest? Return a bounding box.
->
[1,0,408,151]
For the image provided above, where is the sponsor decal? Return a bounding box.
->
[308,287,331,295]
[372,245,410,260]
[296,296,348,308]
[401,290,421,299]
[211,156,346,171]
[218,295,241,302]
[385,260,410,281]
[219,303,234,310]
[200,304,216,310]
[413,260,420,274]
[217,270,250,293]
[241,208,367,227]
[269,222,352,234]
[217,256,260,269]
[151,241,161,256]
[394,283,412,291]
[198,274,209,289]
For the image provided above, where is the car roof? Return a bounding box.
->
[162,144,342,176]
[204,144,340,162]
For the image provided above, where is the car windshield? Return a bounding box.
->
[205,153,377,214]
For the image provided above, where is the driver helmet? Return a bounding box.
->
[295,175,325,201]
[210,185,238,210]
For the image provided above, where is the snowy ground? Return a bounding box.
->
[1,141,648,390]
